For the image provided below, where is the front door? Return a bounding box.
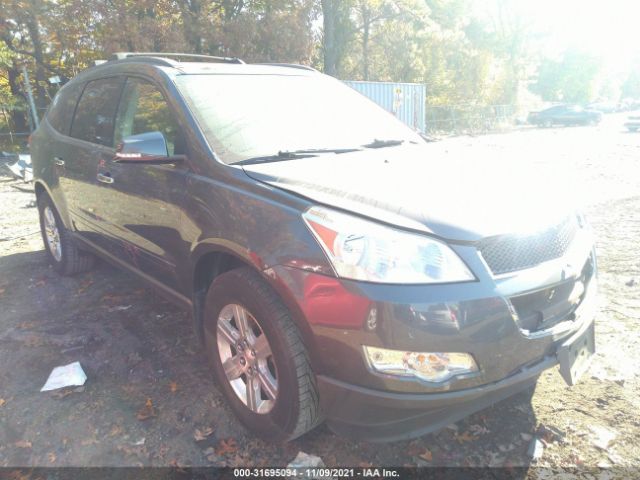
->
[93,76,188,291]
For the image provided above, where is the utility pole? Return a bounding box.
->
[21,62,39,130]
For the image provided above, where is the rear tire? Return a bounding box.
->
[203,267,322,441]
[37,194,95,276]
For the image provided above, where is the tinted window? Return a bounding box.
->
[70,77,124,147]
[46,82,83,135]
[114,78,180,155]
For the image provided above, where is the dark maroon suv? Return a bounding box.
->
[30,52,597,442]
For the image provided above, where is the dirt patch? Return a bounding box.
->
[0,116,638,475]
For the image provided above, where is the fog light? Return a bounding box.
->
[363,346,478,383]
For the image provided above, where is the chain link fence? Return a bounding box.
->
[425,104,532,135]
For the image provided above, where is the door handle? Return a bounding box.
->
[97,173,114,184]
[53,157,65,166]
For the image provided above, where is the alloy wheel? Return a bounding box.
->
[43,206,62,262]
[216,304,278,414]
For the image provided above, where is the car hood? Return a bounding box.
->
[241,144,575,242]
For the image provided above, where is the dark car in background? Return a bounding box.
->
[625,115,640,132]
[30,53,597,442]
[528,105,602,127]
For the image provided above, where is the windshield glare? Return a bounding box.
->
[175,74,422,164]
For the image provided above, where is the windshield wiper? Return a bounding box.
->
[362,139,405,149]
[236,147,361,165]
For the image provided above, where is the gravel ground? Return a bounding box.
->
[0,113,638,477]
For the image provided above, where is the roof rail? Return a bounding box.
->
[256,63,317,72]
[110,52,245,65]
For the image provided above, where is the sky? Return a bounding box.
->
[509,0,640,75]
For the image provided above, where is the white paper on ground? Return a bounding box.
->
[40,361,87,392]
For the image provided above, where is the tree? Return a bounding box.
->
[531,50,602,104]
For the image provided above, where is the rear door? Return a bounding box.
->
[66,76,125,252]
[92,76,188,290]
[38,81,84,216]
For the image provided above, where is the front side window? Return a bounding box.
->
[175,73,422,164]
[70,77,124,147]
[114,77,180,155]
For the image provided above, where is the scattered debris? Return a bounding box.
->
[287,451,325,469]
[527,438,545,460]
[625,278,636,287]
[14,440,32,449]
[0,398,5,407]
[194,427,214,442]
[607,452,624,465]
[1,153,32,181]
[136,398,157,421]
[108,305,132,312]
[169,381,178,393]
[41,361,87,392]
[520,433,533,442]
[468,424,490,436]
[537,424,565,444]
[589,425,617,450]
[52,386,85,399]
[133,438,146,446]
[454,431,477,444]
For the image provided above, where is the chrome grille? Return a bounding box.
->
[478,216,578,275]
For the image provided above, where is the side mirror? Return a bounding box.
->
[114,131,185,164]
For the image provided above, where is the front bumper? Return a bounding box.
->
[318,311,595,442]
[318,355,552,442]
[267,229,597,441]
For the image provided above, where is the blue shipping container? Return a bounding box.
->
[343,80,426,133]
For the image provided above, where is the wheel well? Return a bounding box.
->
[192,251,250,343]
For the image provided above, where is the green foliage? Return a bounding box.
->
[0,0,627,121]
[531,50,603,104]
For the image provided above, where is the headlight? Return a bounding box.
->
[302,206,474,284]
[364,346,478,383]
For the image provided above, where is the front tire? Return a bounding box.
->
[203,267,322,441]
[37,194,95,276]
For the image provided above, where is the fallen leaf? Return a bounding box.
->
[47,452,56,464]
[169,382,178,393]
[419,449,433,462]
[17,321,37,329]
[136,398,157,421]
[455,431,478,444]
[76,279,93,294]
[0,287,5,296]
[80,438,99,446]
[216,438,238,456]
[15,440,32,449]
[194,427,214,442]
[109,424,123,437]
[35,279,46,287]
[0,398,5,407]
[52,387,77,399]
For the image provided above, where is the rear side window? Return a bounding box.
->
[46,82,83,135]
[114,77,180,155]
[70,77,124,147]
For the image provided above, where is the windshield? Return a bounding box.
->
[175,73,422,164]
